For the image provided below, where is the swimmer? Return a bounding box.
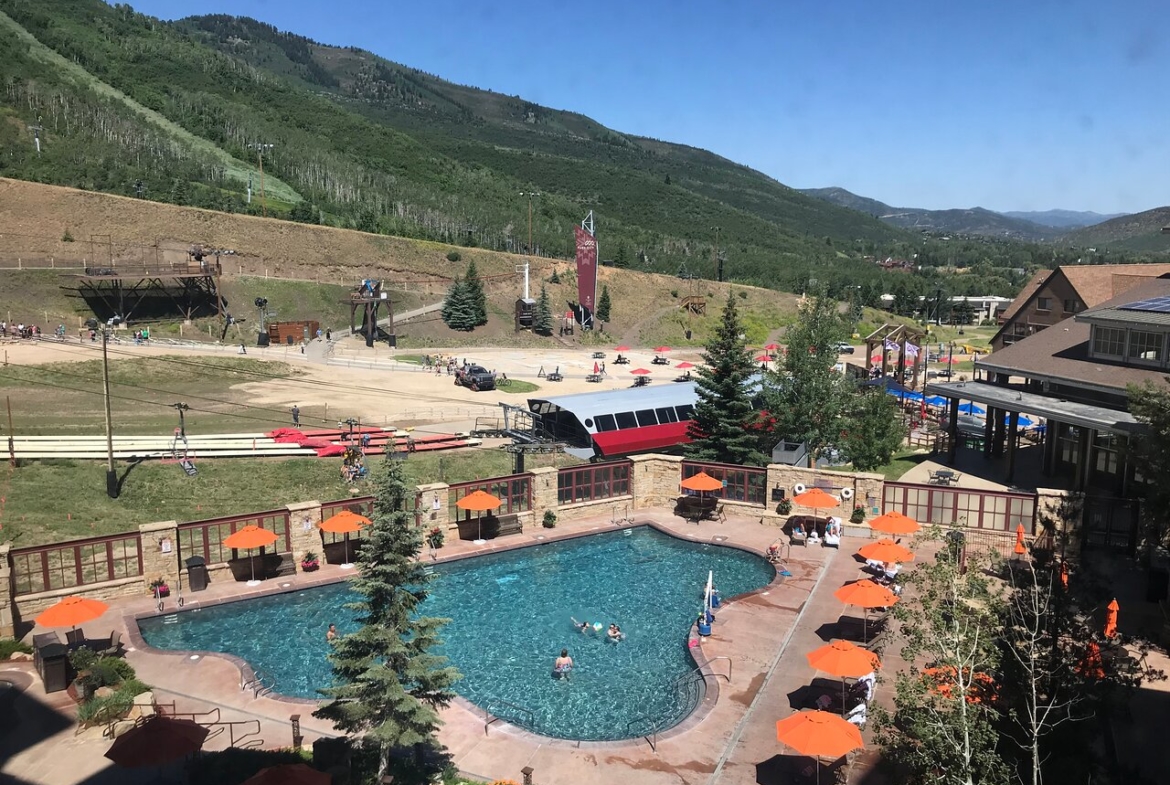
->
[554,648,574,678]
[607,623,625,642]
[326,624,337,642]
[571,617,594,634]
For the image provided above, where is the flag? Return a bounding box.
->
[904,343,920,358]
[883,339,899,352]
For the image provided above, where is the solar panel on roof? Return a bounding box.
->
[1120,295,1170,313]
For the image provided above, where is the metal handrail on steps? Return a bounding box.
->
[483,699,536,734]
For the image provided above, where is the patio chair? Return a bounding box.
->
[89,630,123,658]
[65,629,86,649]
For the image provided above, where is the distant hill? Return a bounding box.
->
[1000,209,1128,229]
[1062,207,1170,253]
[0,1,912,298]
[800,187,1057,241]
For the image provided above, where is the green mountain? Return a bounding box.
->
[801,187,1060,241]
[1061,207,1170,253]
[0,0,912,296]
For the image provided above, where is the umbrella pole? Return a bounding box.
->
[474,512,486,545]
[248,549,259,586]
[342,533,354,569]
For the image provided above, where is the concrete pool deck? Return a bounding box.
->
[5,509,890,785]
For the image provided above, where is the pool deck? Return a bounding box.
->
[4,509,893,785]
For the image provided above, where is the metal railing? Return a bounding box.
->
[240,668,276,698]
[482,699,536,734]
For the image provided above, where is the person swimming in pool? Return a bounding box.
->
[607,623,625,642]
[326,624,337,642]
[554,649,573,677]
[571,617,598,634]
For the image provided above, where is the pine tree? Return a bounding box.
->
[613,243,630,269]
[685,293,764,465]
[549,268,561,284]
[839,387,904,471]
[314,460,460,782]
[463,261,487,326]
[441,278,477,331]
[534,283,553,335]
[596,284,612,323]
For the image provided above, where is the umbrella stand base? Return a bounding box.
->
[246,579,261,587]
[472,539,487,545]
[340,563,355,570]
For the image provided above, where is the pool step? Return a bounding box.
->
[162,614,179,625]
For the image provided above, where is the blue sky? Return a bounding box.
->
[125,0,1167,214]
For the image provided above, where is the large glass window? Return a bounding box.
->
[594,414,617,432]
[675,404,694,421]
[615,411,637,429]
[656,407,678,423]
[1091,326,1125,358]
[1128,330,1164,364]
[557,462,632,504]
[681,462,767,505]
[635,409,658,427]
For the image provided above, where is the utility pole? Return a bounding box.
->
[519,192,539,300]
[28,116,43,156]
[250,143,274,217]
[101,329,117,498]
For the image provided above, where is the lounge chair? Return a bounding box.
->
[89,630,122,657]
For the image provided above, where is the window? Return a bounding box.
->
[1128,330,1164,363]
[615,411,637,429]
[675,404,694,421]
[1063,298,1081,313]
[557,461,631,504]
[1093,432,1120,476]
[656,407,678,423]
[681,462,767,505]
[594,414,617,432]
[635,409,658,427]
[1036,297,1051,312]
[1091,326,1125,358]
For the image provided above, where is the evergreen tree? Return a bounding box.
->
[685,293,765,465]
[764,294,850,467]
[463,261,487,326]
[613,243,630,269]
[441,278,477,331]
[596,284,612,323]
[534,284,553,335]
[314,460,460,782]
[548,268,560,284]
[838,386,904,471]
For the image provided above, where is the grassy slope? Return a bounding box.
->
[0,9,300,203]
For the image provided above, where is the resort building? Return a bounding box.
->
[991,263,1170,351]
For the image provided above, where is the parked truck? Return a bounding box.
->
[454,364,497,392]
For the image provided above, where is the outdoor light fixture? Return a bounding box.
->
[521,767,535,785]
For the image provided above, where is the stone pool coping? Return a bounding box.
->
[122,518,785,747]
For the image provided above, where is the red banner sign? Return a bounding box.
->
[575,226,598,318]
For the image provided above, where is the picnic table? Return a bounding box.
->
[586,373,602,383]
[674,372,693,383]
[546,371,563,382]
[591,351,606,359]
[613,355,630,365]
[676,495,721,523]
[633,376,652,387]
[928,469,961,485]
[651,356,670,365]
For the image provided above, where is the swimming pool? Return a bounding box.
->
[138,526,775,740]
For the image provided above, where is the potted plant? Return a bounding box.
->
[148,577,170,598]
[850,507,866,525]
[776,498,793,516]
[301,552,320,572]
[69,647,98,701]
[543,510,558,529]
[426,527,445,550]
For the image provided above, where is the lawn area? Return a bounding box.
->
[1,449,577,546]
[496,377,540,394]
[824,448,931,481]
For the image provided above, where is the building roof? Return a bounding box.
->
[1060,263,1170,306]
[924,381,1141,434]
[528,382,697,423]
[997,269,1051,324]
[978,277,1170,393]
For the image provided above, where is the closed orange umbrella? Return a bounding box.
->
[35,596,109,629]
[1013,524,1027,555]
[681,471,724,492]
[857,539,914,564]
[1060,561,1069,590]
[457,489,502,544]
[320,510,371,568]
[835,579,899,639]
[1077,642,1105,679]
[868,510,921,535]
[223,525,279,586]
[1104,598,1119,639]
[806,640,880,713]
[775,710,863,784]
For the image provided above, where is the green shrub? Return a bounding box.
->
[77,691,134,724]
[62,228,74,242]
[738,291,748,299]
[88,657,136,688]
[446,250,461,262]
[543,510,557,528]
[69,647,98,673]
[0,639,32,659]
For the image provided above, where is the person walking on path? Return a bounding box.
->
[291,405,301,426]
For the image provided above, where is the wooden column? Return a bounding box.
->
[1005,411,1019,484]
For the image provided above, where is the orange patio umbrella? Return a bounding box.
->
[835,579,899,638]
[764,343,780,351]
[653,346,671,353]
[1104,598,1119,639]
[676,361,694,369]
[867,510,921,535]
[320,510,371,569]
[793,487,839,532]
[631,367,651,376]
[681,471,724,492]
[35,596,109,630]
[223,524,280,586]
[755,354,772,363]
[857,539,915,565]
[1077,642,1105,679]
[456,489,502,545]
[1013,524,1027,556]
[806,640,880,712]
[775,710,863,785]
[242,763,330,785]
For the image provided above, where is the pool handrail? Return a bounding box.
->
[674,655,732,688]
[483,698,536,734]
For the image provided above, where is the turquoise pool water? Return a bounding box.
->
[138,527,774,740]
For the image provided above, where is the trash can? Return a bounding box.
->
[186,555,210,592]
[38,643,70,694]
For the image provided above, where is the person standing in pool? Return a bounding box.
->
[554,649,573,677]
[326,624,337,642]
[607,623,624,642]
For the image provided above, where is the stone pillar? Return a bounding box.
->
[139,521,179,591]
[286,501,323,568]
[0,543,13,637]
[628,454,682,510]
[529,467,558,526]
[416,483,449,531]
